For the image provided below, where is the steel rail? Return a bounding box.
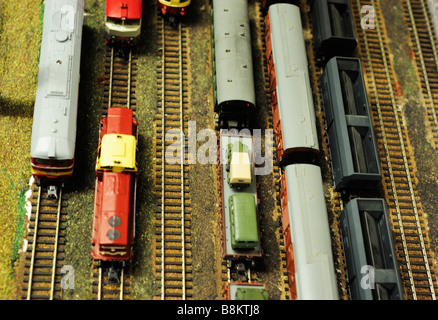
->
[26,187,41,300]
[177,21,187,301]
[95,266,126,300]
[160,16,166,300]
[49,189,62,300]
[98,266,102,300]
[108,46,114,109]
[127,49,132,109]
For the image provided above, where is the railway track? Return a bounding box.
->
[91,261,131,300]
[22,186,67,300]
[352,0,438,299]
[402,0,438,147]
[103,46,137,111]
[153,15,192,300]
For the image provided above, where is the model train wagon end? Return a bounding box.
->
[309,0,357,65]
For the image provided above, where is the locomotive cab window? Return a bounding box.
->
[33,158,72,166]
[34,158,51,165]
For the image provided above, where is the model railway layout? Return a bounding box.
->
[10,0,438,301]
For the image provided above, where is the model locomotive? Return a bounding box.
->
[91,107,138,283]
[105,0,143,46]
[30,0,85,198]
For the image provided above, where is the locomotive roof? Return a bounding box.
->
[106,0,142,20]
[30,0,84,161]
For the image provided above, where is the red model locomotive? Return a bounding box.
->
[91,107,138,283]
[105,0,143,45]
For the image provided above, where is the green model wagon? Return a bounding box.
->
[229,193,259,249]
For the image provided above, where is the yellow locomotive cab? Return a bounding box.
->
[97,134,137,173]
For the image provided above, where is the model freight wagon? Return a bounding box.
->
[217,131,262,280]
